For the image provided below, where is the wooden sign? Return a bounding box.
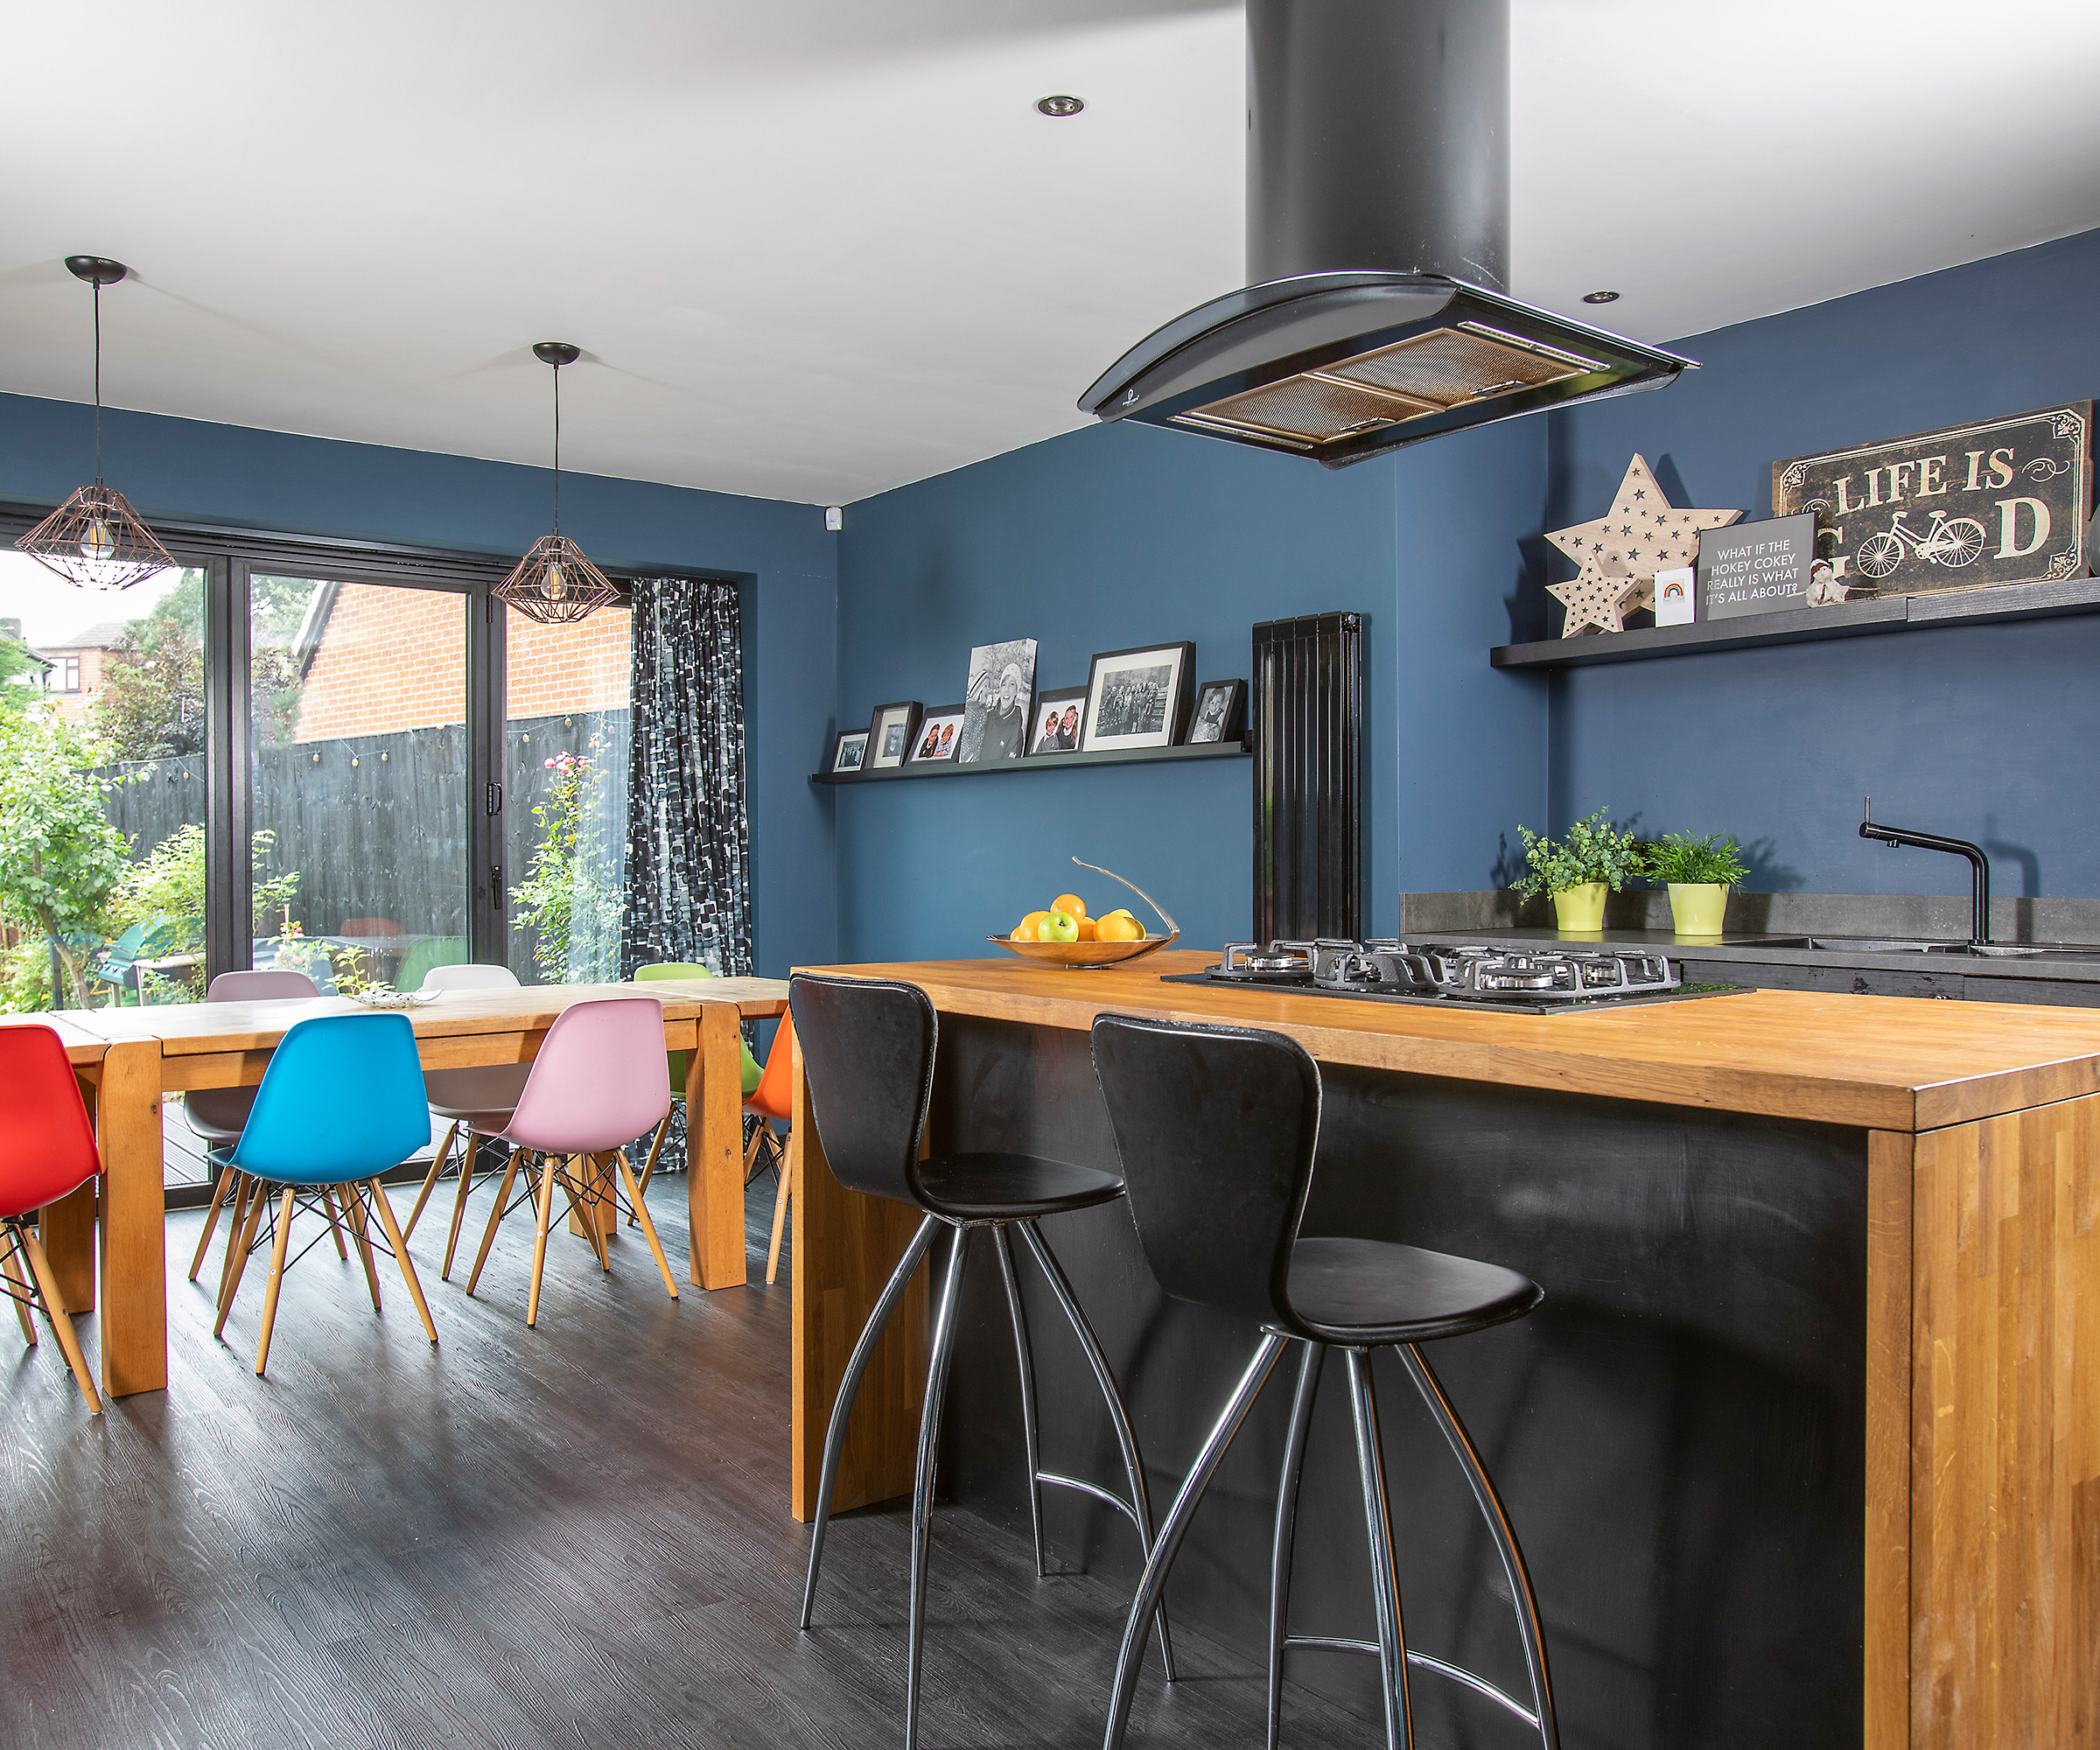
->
[1773,402,2091,598]
[1698,514,1819,619]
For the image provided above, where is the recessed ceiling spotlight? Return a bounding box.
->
[1581,290,1620,304]
[1036,94,1084,117]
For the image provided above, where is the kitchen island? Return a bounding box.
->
[787,949,2096,1750]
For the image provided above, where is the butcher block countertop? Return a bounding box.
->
[800,948,2100,1133]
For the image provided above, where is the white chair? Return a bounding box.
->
[398,964,532,1281]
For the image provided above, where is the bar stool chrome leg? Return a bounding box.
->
[1268,1341,1326,1750]
[1018,1221,1177,1679]
[1347,1348,1413,1750]
[994,1225,1048,1578]
[800,1211,942,1630]
[905,1224,971,1749]
[1102,1332,1290,1750]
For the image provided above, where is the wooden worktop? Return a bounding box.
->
[799,950,2100,1132]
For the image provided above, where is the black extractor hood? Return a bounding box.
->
[1079,0,1696,468]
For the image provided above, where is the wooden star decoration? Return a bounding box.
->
[1544,455,1742,636]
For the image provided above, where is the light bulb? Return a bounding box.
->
[79,519,116,562]
[542,563,568,600]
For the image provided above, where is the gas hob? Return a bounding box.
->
[1162,939,1750,1016]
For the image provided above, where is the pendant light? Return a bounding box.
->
[495,341,616,626]
[16,256,175,592]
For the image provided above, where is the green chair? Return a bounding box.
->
[632,962,764,1194]
[395,935,470,994]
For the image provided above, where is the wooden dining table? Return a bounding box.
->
[20,976,788,1398]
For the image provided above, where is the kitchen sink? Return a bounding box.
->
[1746,936,2100,959]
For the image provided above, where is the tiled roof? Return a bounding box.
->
[40,620,130,650]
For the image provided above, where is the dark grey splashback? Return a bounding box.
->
[1396,889,2100,943]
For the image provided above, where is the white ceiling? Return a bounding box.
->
[4,1,2097,508]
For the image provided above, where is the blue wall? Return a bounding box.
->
[1548,227,2100,898]
[0,392,840,974]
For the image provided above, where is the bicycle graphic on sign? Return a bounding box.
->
[1802,503,1988,581]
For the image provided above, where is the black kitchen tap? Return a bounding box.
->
[1858,797,1992,946]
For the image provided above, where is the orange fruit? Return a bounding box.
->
[1051,892,1087,920]
[1075,916,1098,941]
[1019,909,1050,936]
[1096,914,1143,943]
[1011,918,1037,942]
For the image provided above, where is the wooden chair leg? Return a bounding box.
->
[217,1173,254,1306]
[319,1188,351,1261]
[17,1223,101,1412]
[466,1154,522,1297]
[556,1155,609,1272]
[526,1152,559,1327]
[189,1161,238,1281]
[365,1180,438,1347]
[632,1114,674,1221]
[401,1121,459,1242]
[615,1152,680,1301]
[340,1182,384,1313]
[766,1147,794,1286]
[216,1180,270,1339]
[442,1133,484,1280]
[254,1188,298,1376]
[1,1229,39,1346]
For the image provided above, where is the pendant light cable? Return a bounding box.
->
[550,356,560,535]
[92,276,103,486]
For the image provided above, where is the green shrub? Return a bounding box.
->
[1513,810,1643,900]
[1642,831,1748,887]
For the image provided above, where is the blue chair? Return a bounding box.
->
[213,1013,441,1376]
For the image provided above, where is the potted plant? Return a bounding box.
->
[1641,831,1748,937]
[1514,810,1643,933]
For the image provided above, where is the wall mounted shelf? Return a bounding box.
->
[1491,573,2100,670]
[812,739,1250,785]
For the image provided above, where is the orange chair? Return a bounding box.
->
[746,1023,795,1284]
[0,1026,105,1411]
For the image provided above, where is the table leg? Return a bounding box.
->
[96,1039,167,1396]
[565,1150,618,1249]
[40,1180,97,1313]
[790,1022,926,1521]
[686,1004,747,1290]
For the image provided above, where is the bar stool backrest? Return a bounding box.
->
[788,973,934,1208]
[500,997,671,1154]
[419,962,522,991]
[233,1013,432,1185]
[206,970,319,1002]
[0,1026,102,1220]
[1090,1012,1323,1337]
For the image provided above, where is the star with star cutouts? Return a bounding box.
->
[1544,455,1742,636]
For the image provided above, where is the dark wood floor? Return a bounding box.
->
[0,1166,1380,1750]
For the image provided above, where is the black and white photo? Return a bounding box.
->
[868,700,923,769]
[910,704,965,762]
[1081,640,1194,752]
[830,728,869,774]
[957,638,1037,764]
[1026,685,1088,756]
[1186,678,1245,745]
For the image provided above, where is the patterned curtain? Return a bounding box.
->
[619,577,754,979]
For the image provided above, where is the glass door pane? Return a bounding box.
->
[0,551,206,1013]
[248,577,469,993]
[504,600,631,984]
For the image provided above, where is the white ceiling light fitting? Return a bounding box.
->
[1035,94,1084,116]
[495,342,618,626]
[16,256,175,592]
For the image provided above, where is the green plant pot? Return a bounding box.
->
[1551,881,1608,932]
[1669,882,1729,937]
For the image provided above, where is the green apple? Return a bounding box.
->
[1041,909,1081,943]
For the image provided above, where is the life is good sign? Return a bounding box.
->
[1773,402,2090,597]
[1698,514,1817,619]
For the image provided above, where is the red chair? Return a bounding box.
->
[0,1026,104,1411]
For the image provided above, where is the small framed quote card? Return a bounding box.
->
[1773,402,2091,598]
[1697,514,1817,620]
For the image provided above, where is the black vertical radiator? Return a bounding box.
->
[1251,611,1362,942]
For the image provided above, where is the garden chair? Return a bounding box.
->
[0,1025,105,1411]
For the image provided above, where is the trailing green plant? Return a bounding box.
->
[1640,831,1748,887]
[1512,809,1643,900]
[509,745,622,981]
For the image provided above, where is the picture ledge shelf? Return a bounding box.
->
[812,739,1250,785]
[1491,572,2100,669]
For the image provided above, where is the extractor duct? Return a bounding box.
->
[1080,0,1695,468]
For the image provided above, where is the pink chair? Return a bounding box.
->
[186,970,326,1291]
[462,998,677,1326]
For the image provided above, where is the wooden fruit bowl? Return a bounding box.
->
[987,930,1179,969]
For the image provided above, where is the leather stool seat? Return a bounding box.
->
[1284,1236,1542,1347]
[914,1152,1124,1222]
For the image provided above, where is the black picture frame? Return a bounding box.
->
[1026,685,1089,756]
[908,702,965,762]
[868,700,924,768]
[1186,677,1246,746]
[1081,640,1195,752]
[830,728,870,774]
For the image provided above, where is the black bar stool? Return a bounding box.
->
[1089,1011,1558,1750]
[791,972,1174,1748]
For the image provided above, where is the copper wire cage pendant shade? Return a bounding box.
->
[16,257,175,592]
[496,342,616,626]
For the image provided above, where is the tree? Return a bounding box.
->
[0,710,134,1009]
[0,627,44,718]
